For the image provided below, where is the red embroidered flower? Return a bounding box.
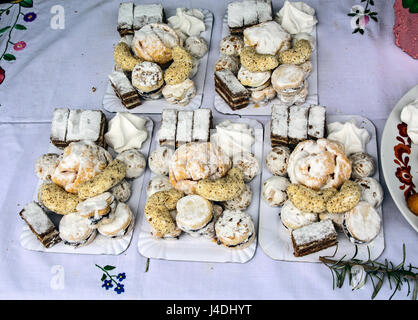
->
[395,166,413,185]
[0,67,5,85]
[13,41,26,51]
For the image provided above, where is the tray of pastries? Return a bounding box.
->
[19,108,154,255]
[258,104,385,262]
[136,108,264,263]
[214,0,318,116]
[103,3,213,113]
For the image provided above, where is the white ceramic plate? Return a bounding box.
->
[381,84,418,233]
[214,12,318,116]
[20,116,154,255]
[137,117,263,263]
[259,115,385,262]
[102,8,213,113]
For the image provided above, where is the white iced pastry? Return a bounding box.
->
[210,120,255,158]
[110,180,131,202]
[261,176,290,207]
[35,153,60,181]
[105,113,148,153]
[222,184,252,211]
[162,79,197,106]
[327,119,370,156]
[400,99,418,144]
[276,0,318,34]
[349,152,375,179]
[265,146,290,176]
[281,200,318,231]
[167,8,205,37]
[355,177,384,208]
[243,21,291,55]
[319,212,345,230]
[237,66,271,88]
[148,146,174,176]
[146,175,173,197]
[116,149,146,178]
[344,201,381,244]
[185,36,208,58]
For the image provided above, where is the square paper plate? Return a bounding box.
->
[214,12,318,116]
[137,117,264,263]
[103,8,213,113]
[20,116,154,255]
[258,115,385,262]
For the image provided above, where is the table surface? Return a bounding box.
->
[0,0,417,300]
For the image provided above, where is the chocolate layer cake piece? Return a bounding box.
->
[215,69,250,110]
[50,108,107,149]
[66,109,107,148]
[270,104,289,147]
[307,105,326,140]
[133,4,164,30]
[19,201,61,248]
[288,105,309,146]
[109,70,141,109]
[176,111,194,148]
[50,108,69,149]
[227,0,272,34]
[158,109,178,148]
[117,2,134,36]
[291,220,338,257]
[192,108,212,142]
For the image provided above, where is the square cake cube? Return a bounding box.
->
[192,109,212,142]
[270,104,289,146]
[109,71,141,109]
[117,2,134,36]
[308,105,326,140]
[133,4,164,30]
[158,109,177,147]
[50,108,69,148]
[288,105,309,146]
[176,111,194,147]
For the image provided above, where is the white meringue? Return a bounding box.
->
[400,99,418,144]
[327,120,370,156]
[276,0,318,34]
[167,8,205,37]
[105,113,148,153]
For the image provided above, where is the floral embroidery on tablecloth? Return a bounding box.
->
[347,0,378,35]
[95,264,127,294]
[0,0,36,85]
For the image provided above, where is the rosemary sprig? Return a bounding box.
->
[319,244,418,300]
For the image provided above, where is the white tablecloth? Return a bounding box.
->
[0,0,417,300]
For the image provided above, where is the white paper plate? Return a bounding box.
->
[381,84,418,233]
[137,117,264,263]
[102,8,213,113]
[20,116,154,255]
[259,115,385,262]
[214,12,318,116]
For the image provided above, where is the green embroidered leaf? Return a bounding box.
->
[359,29,364,35]
[369,0,375,6]
[19,0,33,8]
[371,16,378,22]
[14,24,27,30]
[104,265,116,271]
[402,0,414,9]
[347,13,357,17]
[410,3,418,13]
[353,28,359,34]
[101,274,107,281]
[6,9,10,15]
[0,26,11,34]
[3,53,16,61]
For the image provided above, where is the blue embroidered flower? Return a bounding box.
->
[116,273,126,281]
[102,279,113,290]
[23,12,36,22]
[114,283,125,294]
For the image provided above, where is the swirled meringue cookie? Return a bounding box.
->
[262,176,290,207]
[116,149,146,178]
[276,0,318,34]
[35,153,60,181]
[222,184,252,211]
[215,54,240,75]
[220,35,244,56]
[355,177,384,208]
[162,79,197,106]
[280,200,318,231]
[327,120,370,156]
[167,8,205,37]
[237,66,271,88]
[232,152,259,182]
[349,152,375,179]
[244,21,291,55]
[110,179,131,202]
[265,146,290,176]
[400,99,418,144]
[148,146,174,176]
[185,36,208,59]
[146,175,172,197]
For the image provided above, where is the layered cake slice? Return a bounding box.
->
[108,70,142,110]
[176,111,194,147]
[215,69,250,110]
[66,109,106,147]
[291,220,338,257]
[227,0,272,34]
[192,108,212,142]
[270,104,289,147]
[50,108,69,149]
[19,201,61,248]
[133,4,164,30]
[158,109,178,147]
[307,105,326,140]
[288,105,309,146]
[117,2,134,36]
